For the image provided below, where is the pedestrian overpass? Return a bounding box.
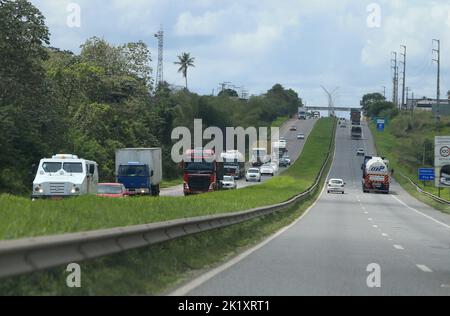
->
[306,106,361,112]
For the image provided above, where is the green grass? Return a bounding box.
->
[0,118,335,241]
[271,116,290,128]
[0,121,335,296]
[369,118,450,213]
[160,178,183,189]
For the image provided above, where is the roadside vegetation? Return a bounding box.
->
[0,0,303,194]
[0,119,334,241]
[0,120,335,296]
[362,93,450,213]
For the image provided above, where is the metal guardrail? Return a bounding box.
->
[0,121,337,279]
[400,173,450,205]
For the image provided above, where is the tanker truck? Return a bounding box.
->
[362,156,390,194]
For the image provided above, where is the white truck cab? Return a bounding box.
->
[32,154,98,199]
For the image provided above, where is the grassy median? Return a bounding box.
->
[0,118,334,241]
[0,119,335,296]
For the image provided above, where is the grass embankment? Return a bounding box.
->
[0,118,334,241]
[369,113,450,213]
[0,119,336,296]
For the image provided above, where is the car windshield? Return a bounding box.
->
[223,176,233,182]
[98,185,124,194]
[248,169,259,174]
[42,162,62,173]
[330,180,343,185]
[63,163,83,173]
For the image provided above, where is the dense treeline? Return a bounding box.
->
[0,0,303,194]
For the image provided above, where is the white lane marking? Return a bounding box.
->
[394,245,405,250]
[364,211,369,214]
[441,284,450,288]
[170,141,337,296]
[416,265,433,273]
[381,233,389,237]
[368,218,373,221]
[373,225,378,228]
[391,195,450,230]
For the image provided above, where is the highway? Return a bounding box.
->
[173,120,450,296]
[160,118,317,197]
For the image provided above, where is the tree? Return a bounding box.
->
[174,52,195,90]
[218,89,239,98]
[360,93,385,115]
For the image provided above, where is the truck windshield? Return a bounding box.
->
[42,162,62,173]
[63,163,83,173]
[184,162,214,172]
[119,165,148,177]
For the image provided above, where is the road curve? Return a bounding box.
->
[161,118,318,197]
[175,121,450,296]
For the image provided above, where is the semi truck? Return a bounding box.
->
[221,150,245,180]
[298,107,307,120]
[351,126,363,139]
[182,149,224,195]
[251,141,271,167]
[362,156,390,194]
[32,154,98,199]
[351,109,362,125]
[115,148,162,196]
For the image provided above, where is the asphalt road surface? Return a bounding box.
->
[174,120,450,296]
[160,118,317,197]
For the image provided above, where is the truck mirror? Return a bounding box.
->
[151,170,154,177]
[89,165,95,175]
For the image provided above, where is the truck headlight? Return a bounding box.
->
[71,186,80,194]
[34,185,43,194]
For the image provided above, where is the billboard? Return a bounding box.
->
[434,137,450,187]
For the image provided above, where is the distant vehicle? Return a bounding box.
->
[246,168,262,182]
[357,148,365,156]
[440,173,450,186]
[182,149,224,196]
[290,125,298,131]
[298,108,307,120]
[251,146,270,167]
[313,111,321,119]
[273,140,288,159]
[221,150,245,179]
[279,157,290,167]
[32,154,98,199]
[351,109,362,126]
[221,176,237,190]
[260,164,275,176]
[97,183,128,198]
[327,179,345,194]
[116,148,162,196]
[297,133,305,140]
[270,162,279,173]
[351,126,363,139]
[362,156,390,194]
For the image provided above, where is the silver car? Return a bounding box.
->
[260,164,275,176]
[327,179,345,194]
[221,176,237,190]
[246,168,262,182]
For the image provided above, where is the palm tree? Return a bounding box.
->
[174,52,195,90]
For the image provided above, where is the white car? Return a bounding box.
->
[260,164,275,176]
[327,179,346,194]
[246,168,262,182]
[297,133,305,140]
[221,176,237,190]
[357,148,365,156]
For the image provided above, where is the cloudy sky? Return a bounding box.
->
[30,0,450,107]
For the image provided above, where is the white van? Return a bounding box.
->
[32,154,99,199]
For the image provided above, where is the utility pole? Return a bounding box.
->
[391,52,399,109]
[400,45,407,111]
[321,86,339,117]
[433,39,441,126]
[406,87,410,110]
[154,26,164,87]
[382,86,386,99]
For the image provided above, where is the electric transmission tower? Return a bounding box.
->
[321,86,339,117]
[154,26,164,86]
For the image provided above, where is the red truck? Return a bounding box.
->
[182,149,224,196]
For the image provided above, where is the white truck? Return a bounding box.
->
[362,156,390,194]
[115,148,162,196]
[32,154,98,199]
[298,107,307,120]
[221,150,245,179]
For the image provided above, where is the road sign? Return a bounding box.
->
[377,119,385,131]
[434,137,450,187]
[418,168,435,181]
